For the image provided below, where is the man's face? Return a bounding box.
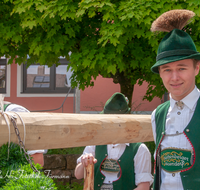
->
[159,59,199,101]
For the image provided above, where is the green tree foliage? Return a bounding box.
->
[1,0,200,105]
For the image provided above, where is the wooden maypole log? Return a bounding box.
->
[0,112,153,150]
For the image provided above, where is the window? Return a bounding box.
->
[0,59,6,93]
[23,58,75,93]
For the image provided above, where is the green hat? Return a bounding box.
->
[151,29,200,74]
[100,92,130,114]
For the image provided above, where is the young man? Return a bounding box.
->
[75,92,153,190]
[2,101,46,166]
[151,10,200,190]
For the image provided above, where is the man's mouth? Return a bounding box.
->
[171,83,183,88]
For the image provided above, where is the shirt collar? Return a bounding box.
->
[170,86,200,110]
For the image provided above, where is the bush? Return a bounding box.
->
[0,142,57,190]
[0,142,29,187]
[0,142,28,168]
[1,164,57,190]
[144,141,155,161]
[55,181,83,190]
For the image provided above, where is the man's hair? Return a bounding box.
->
[193,59,199,68]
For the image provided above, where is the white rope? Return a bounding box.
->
[1,112,11,160]
[0,94,26,159]
[0,94,11,159]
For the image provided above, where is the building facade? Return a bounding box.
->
[1,58,161,114]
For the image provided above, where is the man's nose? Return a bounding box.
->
[171,71,179,80]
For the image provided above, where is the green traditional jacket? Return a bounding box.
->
[94,143,141,190]
[154,99,200,190]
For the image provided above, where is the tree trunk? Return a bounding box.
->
[106,70,136,111]
[120,83,134,111]
[116,72,134,112]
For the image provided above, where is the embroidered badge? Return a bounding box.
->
[100,183,113,190]
[101,159,120,173]
[160,148,192,173]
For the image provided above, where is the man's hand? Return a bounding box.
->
[75,153,97,179]
[81,153,97,167]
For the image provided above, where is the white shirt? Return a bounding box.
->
[151,86,200,190]
[5,104,30,113]
[77,143,153,186]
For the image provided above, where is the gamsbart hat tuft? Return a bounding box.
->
[150,9,200,74]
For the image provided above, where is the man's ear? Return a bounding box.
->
[195,61,200,76]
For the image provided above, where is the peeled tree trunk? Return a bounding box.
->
[0,112,153,150]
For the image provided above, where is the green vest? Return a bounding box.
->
[154,99,200,190]
[94,143,141,190]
